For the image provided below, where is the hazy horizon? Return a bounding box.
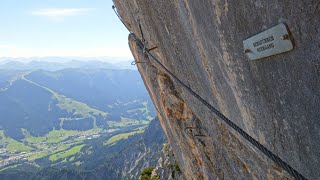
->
[0,1,132,61]
[0,56,133,63]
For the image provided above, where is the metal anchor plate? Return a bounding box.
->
[243,23,294,60]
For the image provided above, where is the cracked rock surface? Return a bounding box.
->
[114,0,320,179]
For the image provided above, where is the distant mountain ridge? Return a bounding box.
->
[0,59,136,71]
[0,68,155,140]
[0,59,163,179]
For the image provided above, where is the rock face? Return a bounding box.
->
[152,144,184,180]
[114,0,320,179]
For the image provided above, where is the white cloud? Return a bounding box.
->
[31,8,94,20]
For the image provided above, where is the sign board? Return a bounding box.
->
[243,23,293,60]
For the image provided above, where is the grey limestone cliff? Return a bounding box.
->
[114,0,320,179]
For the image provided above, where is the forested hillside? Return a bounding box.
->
[0,61,163,179]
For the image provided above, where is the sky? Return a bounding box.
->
[0,0,132,61]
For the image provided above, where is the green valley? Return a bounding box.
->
[0,62,162,180]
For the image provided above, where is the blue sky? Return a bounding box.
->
[0,0,132,59]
